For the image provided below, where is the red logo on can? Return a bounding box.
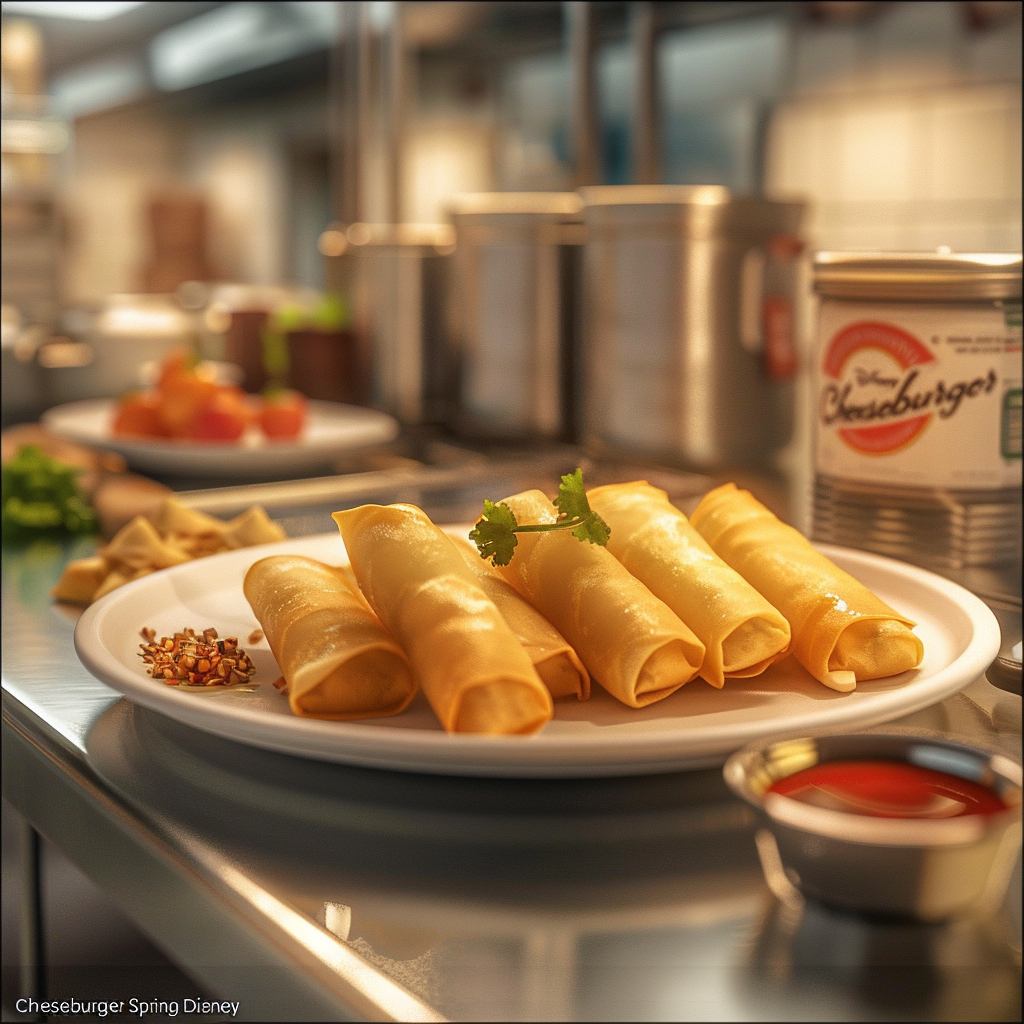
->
[822,321,936,455]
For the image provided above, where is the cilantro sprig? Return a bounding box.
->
[470,469,610,567]
[2,445,98,543]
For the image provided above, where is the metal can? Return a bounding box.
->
[811,251,1022,571]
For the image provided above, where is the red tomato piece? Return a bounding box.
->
[258,390,307,440]
[156,348,199,393]
[159,377,218,438]
[112,391,167,438]
[191,389,249,442]
[152,349,222,437]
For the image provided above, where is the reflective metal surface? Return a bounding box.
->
[812,251,1023,302]
[580,187,805,471]
[3,464,1021,1021]
[448,193,584,441]
[726,732,1023,921]
[348,224,456,426]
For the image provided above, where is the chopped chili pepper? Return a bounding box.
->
[139,626,256,686]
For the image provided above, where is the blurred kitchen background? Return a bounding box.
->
[2,0,1021,461]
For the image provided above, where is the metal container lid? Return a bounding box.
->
[813,250,1022,301]
[448,192,583,223]
[579,185,803,236]
[580,184,732,207]
[341,221,455,255]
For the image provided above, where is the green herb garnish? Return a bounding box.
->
[261,295,350,388]
[2,445,98,544]
[311,293,349,332]
[470,468,610,567]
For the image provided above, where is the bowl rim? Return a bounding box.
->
[723,729,1023,848]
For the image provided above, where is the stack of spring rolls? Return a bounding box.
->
[242,481,923,736]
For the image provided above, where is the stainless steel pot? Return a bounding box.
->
[580,185,805,470]
[347,223,455,425]
[447,193,585,440]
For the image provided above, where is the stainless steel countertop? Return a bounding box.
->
[3,461,1021,1022]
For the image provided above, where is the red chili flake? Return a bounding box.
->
[139,627,256,687]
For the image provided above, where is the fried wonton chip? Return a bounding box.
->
[51,500,286,605]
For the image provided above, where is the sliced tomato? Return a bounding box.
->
[112,391,167,438]
[158,375,220,438]
[191,389,249,442]
[156,348,198,393]
[258,390,307,440]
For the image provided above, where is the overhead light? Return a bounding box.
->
[1,2,147,21]
[150,3,270,91]
[0,116,69,153]
[50,57,147,118]
[150,2,330,92]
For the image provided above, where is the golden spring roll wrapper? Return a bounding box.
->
[244,554,416,720]
[587,481,791,688]
[493,490,705,708]
[332,504,553,735]
[689,483,923,692]
[337,564,369,606]
[451,535,590,700]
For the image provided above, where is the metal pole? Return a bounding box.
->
[630,1,660,184]
[332,2,361,225]
[356,2,373,223]
[567,1,599,187]
[330,2,373,227]
[386,1,407,225]
[19,816,45,1012]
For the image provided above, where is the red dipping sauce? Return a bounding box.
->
[768,760,1006,819]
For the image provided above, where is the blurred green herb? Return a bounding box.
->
[261,295,350,387]
[311,294,349,331]
[2,446,98,544]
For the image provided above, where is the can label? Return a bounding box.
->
[815,300,1023,489]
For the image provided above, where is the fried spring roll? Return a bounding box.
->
[493,490,705,708]
[244,554,416,720]
[587,481,791,688]
[451,535,590,701]
[332,504,553,735]
[689,483,923,692]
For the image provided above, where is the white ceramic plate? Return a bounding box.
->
[42,399,399,478]
[74,533,1000,778]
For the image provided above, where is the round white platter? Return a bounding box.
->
[43,399,399,478]
[74,533,1000,778]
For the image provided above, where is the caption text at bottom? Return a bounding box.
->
[15,998,240,1018]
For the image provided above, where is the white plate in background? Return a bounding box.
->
[74,533,1000,778]
[42,399,399,478]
